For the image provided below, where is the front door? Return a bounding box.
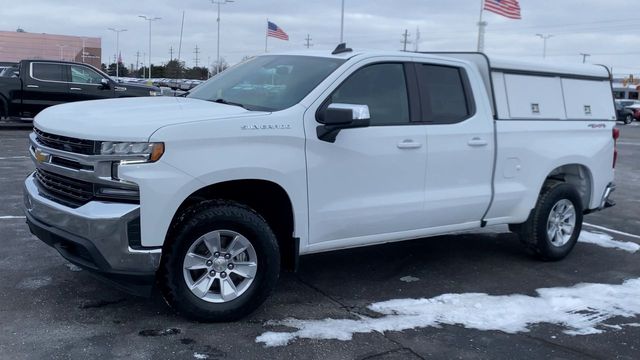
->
[66,64,114,101]
[305,61,428,247]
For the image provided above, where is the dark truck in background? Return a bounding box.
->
[0,59,160,119]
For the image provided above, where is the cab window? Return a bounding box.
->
[32,63,65,82]
[70,65,104,84]
[327,63,410,126]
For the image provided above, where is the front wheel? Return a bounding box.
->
[511,182,583,261]
[625,114,633,124]
[160,201,280,322]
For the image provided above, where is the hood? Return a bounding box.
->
[120,81,160,92]
[34,97,263,141]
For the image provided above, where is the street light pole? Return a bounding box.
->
[57,45,66,60]
[211,0,234,76]
[139,15,161,79]
[107,28,127,79]
[536,33,553,59]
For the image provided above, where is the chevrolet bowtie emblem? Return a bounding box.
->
[34,149,50,164]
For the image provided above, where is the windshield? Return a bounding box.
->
[187,55,346,111]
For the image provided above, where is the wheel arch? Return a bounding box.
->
[163,179,298,271]
[541,163,593,211]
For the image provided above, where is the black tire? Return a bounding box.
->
[625,114,633,125]
[510,181,583,261]
[160,200,280,322]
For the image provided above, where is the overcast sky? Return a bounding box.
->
[1,0,639,75]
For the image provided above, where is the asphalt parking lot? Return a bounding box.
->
[1,124,639,360]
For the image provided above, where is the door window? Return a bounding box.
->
[70,65,104,84]
[417,64,473,123]
[328,63,410,126]
[31,63,65,82]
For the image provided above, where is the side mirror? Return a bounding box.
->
[100,78,111,89]
[317,103,371,143]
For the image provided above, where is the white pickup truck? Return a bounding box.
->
[23,46,617,321]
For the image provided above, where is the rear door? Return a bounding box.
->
[413,61,495,227]
[21,62,69,117]
[66,64,114,101]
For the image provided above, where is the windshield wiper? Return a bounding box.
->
[210,98,247,110]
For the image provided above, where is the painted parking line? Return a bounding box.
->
[584,222,640,241]
[618,142,640,147]
[0,156,28,160]
[0,216,26,220]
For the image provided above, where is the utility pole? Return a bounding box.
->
[135,51,140,72]
[107,28,127,79]
[194,45,200,67]
[139,15,161,79]
[169,46,174,61]
[580,53,591,64]
[304,34,313,49]
[536,33,553,59]
[414,26,420,52]
[401,29,411,52]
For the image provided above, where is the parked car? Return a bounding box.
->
[614,99,639,124]
[24,49,617,322]
[0,60,161,118]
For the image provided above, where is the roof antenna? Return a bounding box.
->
[332,43,352,55]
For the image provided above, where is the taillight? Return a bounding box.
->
[613,128,620,168]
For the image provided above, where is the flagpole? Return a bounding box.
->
[265,18,269,52]
[476,0,487,52]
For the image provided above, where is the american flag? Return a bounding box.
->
[267,21,289,41]
[484,0,522,20]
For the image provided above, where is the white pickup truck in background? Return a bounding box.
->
[23,46,617,321]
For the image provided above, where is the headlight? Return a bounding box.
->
[149,90,160,96]
[100,142,164,163]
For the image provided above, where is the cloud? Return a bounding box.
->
[1,0,638,73]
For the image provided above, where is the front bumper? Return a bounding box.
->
[23,173,161,296]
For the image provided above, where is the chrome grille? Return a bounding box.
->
[34,128,98,155]
[34,169,94,208]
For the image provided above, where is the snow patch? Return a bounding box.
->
[578,230,640,253]
[16,276,52,290]
[256,278,640,347]
[400,276,420,283]
[193,353,208,359]
[65,263,83,272]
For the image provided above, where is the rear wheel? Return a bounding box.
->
[160,201,280,322]
[510,182,583,261]
[625,114,633,124]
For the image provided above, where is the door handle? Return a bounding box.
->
[467,137,488,147]
[397,140,423,149]
[70,87,82,91]
[26,85,39,88]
